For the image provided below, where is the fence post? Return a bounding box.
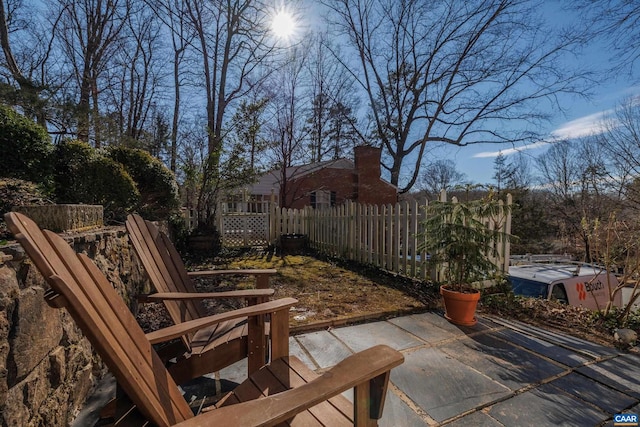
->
[348,201,355,260]
[420,199,428,281]
[503,194,512,273]
[373,204,380,266]
[385,204,392,270]
[393,203,401,273]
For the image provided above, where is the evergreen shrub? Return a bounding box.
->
[0,105,52,185]
[52,140,140,221]
[107,146,179,220]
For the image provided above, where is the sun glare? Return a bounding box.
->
[271,10,296,40]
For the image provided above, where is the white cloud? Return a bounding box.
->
[473,141,551,159]
[473,107,617,159]
[472,90,640,160]
[549,109,615,140]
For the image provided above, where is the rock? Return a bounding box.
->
[614,328,638,346]
[0,225,148,426]
[9,287,63,385]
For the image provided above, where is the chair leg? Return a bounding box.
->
[247,313,266,374]
[354,371,391,427]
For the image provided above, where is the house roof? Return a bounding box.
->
[248,158,355,196]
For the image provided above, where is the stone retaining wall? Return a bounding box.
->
[0,227,149,426]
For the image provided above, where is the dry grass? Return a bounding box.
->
[139,250,632,349]
[191,252,438,330]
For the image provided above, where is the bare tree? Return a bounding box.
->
[183,0,278,158]
[95,4,163,150]
[166,1,194,173]
[323,0,590,193]
[180,0,286,225]
[0,0,55,126]
[420,159,466,199]
[594,97,640,207]
[507,152,533,190]
[536,140,585,256]
[305,32,362,162]
[53,0,131,145]
[146,0,197,172]
[571,0,640,78]
[264,45,310,208]
[536,138,617,260]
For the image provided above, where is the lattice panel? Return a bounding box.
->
[221,214,268,247]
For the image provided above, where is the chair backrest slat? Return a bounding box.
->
[126,215,205,336]
[5,213,194,426]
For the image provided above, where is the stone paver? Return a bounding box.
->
[576,355,640,399]
[445,410,503,427]
[491,317,620,359]
[330,320,424,352]
[493,327,592,367]
[290,313,640,426]
[390,346,511,422]
[438,332,566,391]
[389,313,459,344]
[293,329,353,369]
[488,382,610,426]
[73,312,640,427]
[378,390,430,427]
[546,372,637,414]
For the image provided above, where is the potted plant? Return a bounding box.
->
[419,191,513,326]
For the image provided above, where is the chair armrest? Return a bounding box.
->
[174,345,404,427]
[187,269,277,277]
[137,289,275,303]
[145,297,297,344]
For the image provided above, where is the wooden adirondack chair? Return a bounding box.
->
[126,213,279,381]
[5,211,404,426]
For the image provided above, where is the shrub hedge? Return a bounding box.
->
[107,146,180,220]
[0,105,52,185]
[0,107,179,223]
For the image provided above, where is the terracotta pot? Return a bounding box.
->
[440,285,480,326]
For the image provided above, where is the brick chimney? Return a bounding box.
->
[354,145,382,203]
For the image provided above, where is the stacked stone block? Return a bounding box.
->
[0,227,148,426]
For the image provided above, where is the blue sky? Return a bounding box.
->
[296,0,640,188]
[442,80,640,185]
[422,2,640,186]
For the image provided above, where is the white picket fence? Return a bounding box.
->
[269,195,512,281]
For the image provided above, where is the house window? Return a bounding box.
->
[311,190,336,209]
[247,194,267,213]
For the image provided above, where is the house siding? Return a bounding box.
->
[245,146,397,210]
[285,167,357,209]
[285,146,397,209]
